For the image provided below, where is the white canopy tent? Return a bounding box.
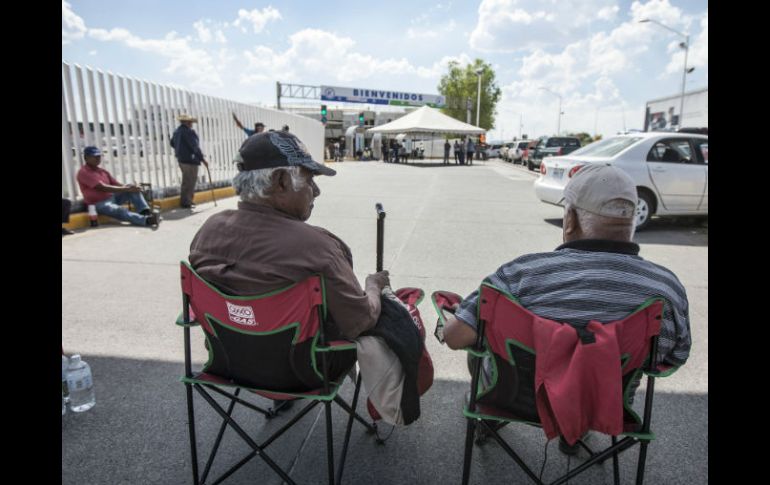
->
[366,105,485,135]
[367,106,485,160]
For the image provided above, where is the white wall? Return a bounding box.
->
[62,61,324,200]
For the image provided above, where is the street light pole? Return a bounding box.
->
[639,18,690,128]
[475,68,483,127]
[539,86,562,135]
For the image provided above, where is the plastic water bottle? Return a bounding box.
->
[88,205,99,227]
[66,355,95,412]
[62,355,69,415]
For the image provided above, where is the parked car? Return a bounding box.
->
[510,140,532,164]
[533,132,708,230]
[499,142,516,161]
[527,136,581,171]
[484,143,504,159]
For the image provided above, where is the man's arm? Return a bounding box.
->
[94,182,142,194]
[232,113,244,129]
[444,314,478,350]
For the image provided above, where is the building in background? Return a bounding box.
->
[644,87,708,132]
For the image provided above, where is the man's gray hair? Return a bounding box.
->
[567,200,637,240]
[233,166,306,202]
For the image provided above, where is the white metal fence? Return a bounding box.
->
[62,61,324,202]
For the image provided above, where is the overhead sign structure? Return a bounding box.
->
[321,85,446,108]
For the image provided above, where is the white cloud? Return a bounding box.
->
[407,20,457,39]
[62,1,87,45]
[193,20,212,43]
[597,6,620,20]
[88,28,226,88]
[233,6,282,34]
[469,0,619,52]
[241,28,465,85]
[88,50,97,56]
[193,19,228,44]
[630,0,685,27]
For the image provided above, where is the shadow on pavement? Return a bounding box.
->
[62,356,707,484]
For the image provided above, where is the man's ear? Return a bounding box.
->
[563,206,579,238]
[272,169,289,192]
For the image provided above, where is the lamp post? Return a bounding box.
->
[539,86,562,135]
[475,68,483,127]
[639,18,690,128]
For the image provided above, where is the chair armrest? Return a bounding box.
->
[175,309,199,327]
[431,290,463,344]
[644,363,680,378]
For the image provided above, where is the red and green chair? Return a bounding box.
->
[177,262,376,485]
[432,285,679,485]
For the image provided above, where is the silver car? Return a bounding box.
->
[533,132,708,230]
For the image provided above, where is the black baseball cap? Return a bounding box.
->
[234,131,335,176]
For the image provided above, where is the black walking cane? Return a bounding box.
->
[204,163,217,207]
[337,202,388,484]
[375,203,385,272]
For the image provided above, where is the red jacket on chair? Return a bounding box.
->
[480,285,663,445]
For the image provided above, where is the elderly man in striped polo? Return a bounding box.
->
[442,164,691,452]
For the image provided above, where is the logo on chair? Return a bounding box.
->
[226,301,257,326]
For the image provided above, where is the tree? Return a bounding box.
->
[569,132,594,146]
[438,59,502,131]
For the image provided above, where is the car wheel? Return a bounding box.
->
[635,191,653,231]
[528,160,534,171]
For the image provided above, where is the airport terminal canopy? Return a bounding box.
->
[366,105,485,135]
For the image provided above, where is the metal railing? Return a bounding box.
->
[62,61,324,202]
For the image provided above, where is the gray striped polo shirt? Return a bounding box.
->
[455,239,691,367]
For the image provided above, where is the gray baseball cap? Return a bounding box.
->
[563,164,638,218]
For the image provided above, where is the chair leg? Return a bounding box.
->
[185,382,200,485]
[201,388,241,484]
[636,440,649,485]
[336,373,364,485]
[325,401,335,485]
[461,418,477,485]
[333,395,377,434]
[612,435,620,485]
[194,384,296,485]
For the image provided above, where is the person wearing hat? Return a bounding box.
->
[171,114,208,208]
[75,146,159,227]
[188,130,390,393]
[439,164,691,451]
[232,113,265,137]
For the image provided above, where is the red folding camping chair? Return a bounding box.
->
[177,262,377,485]
[432,285,679,485]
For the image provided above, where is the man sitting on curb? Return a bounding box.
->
[76,146,159,227]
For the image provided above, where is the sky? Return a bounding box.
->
[62,0,708,140]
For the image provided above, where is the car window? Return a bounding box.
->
[697,141,708,165]
[518,142,528,149]
[647,139,694,164]
[545,137,579,147]
[570,136,642,157]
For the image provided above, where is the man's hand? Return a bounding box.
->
[365,270,390,291]
[125,184,142,193]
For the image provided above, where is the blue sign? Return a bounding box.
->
[320,85,445,108]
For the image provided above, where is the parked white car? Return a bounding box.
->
[533,132,708,230]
